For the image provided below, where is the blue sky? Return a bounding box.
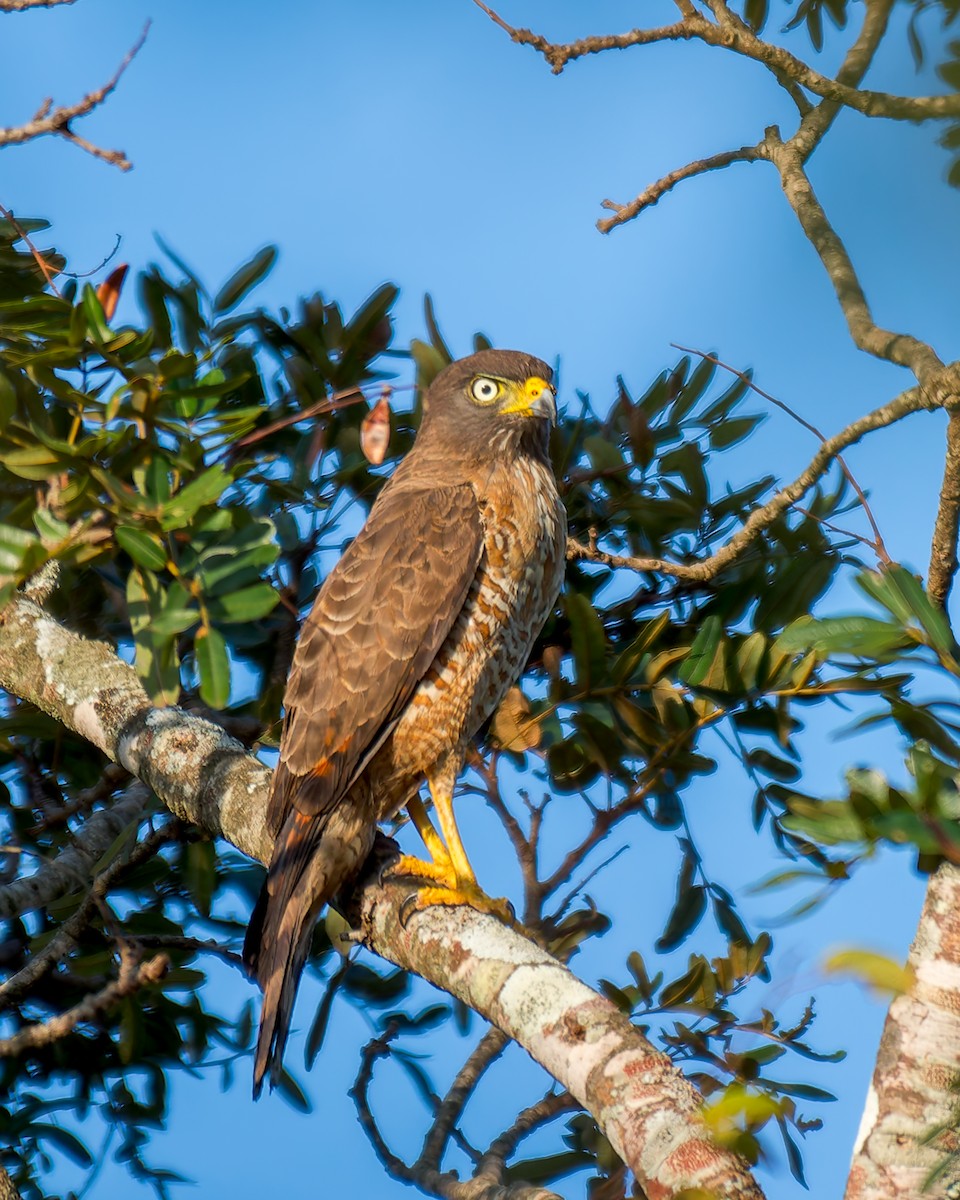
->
[3,1,959,1197]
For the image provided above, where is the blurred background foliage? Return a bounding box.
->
[0,209,958,1200]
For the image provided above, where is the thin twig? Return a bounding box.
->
[0,952,168,1057]
[470,0,960,119]
[671,342,891,564]
[598,143,765,233]
[418,1029,509,1171]
[0,823,181,1005]
[479,1091,580,1179]
[567,378,946,582]
[0,0,76,9]
[0,202,62,295]
[0,22,150,169]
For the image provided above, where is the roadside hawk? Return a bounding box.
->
[243,349,567,1096]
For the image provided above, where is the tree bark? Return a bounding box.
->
[845,863,960,1199]
[0,595,764,1199]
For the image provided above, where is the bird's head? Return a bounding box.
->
[418,349,556,460]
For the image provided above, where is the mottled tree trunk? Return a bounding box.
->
[845,863,960,1199]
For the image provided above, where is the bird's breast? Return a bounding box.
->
[380,455,566,783]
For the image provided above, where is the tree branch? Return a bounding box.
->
[790,0,895,160]
[0,783,150,919]
[0,22,149,170]
[927,413,960,609]
[0,594,764,1200]
[597,143,765,234]
[0,949,168,1058]
[763,127,945,381]
[0,0,75,9]
[567,377,952,581]
[845,862,960,1197]
[471,0,960,120]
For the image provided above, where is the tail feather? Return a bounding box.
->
[243,808,373,1098]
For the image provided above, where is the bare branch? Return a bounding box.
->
[479,1090,580,1180]
[671,343,891,564]
[0,824,178,1004]
[0,0,76,9]
[471,0,960,121]
[597,143,765,234]
[764,127,945,380]
[418,1028,509,1172]
[928,413,960,609]
[0,22,149,170]
[568,374,953,581]
[0,783,151,919]
[0,951,168,1058]
[791,0,896,159]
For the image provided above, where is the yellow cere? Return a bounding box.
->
[500,375,553,416]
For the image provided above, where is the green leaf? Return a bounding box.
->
[31,1123,93,1168]
[116,526,168,571]
[183,841,217,918]
[709,414,765,450]
[81,283,111,342]
[566,591,607,692]
[275,1067,312,1113]
[213,245,278,313]
[161,463,232,527]
[206,582,279,623]
[196,625,230,708]
[678,615,722,686]
[147,607,198,637]
[777,615,911,658]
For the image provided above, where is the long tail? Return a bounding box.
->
[243,808,373,1098]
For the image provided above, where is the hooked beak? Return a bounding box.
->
[499,375,556,424]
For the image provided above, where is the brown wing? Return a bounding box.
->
[266,480,483,833]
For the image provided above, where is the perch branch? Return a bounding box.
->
[0,593,764,1200]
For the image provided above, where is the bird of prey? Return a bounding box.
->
[243,348,567,1096]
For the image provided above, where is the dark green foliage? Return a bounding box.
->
[0,220,954,1196]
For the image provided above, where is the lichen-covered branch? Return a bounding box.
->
[0,595,763,1199]
[845,863,960,1199]
[359,882,763,1199]
[0,22,148,169]
[927,412,960,610]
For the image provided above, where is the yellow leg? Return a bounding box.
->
[385,795,458,887]
[428,782,477,886]
[385,782,514,926]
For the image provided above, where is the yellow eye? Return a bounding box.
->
[470,376,501,404]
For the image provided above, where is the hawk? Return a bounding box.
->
[243,349,567,1096]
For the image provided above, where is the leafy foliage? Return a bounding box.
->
[0,218,954,1197]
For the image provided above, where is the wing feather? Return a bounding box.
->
[266,480,483,832]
